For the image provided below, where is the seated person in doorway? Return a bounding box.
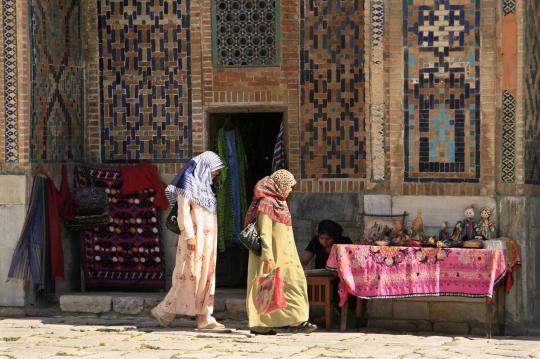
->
[301,220,352,269]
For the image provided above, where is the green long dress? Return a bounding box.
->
[246,213,309,331]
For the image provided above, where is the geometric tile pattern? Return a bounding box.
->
[300,0,366,179]
[503,0,516,16]
[3,0,18,163]
[30,0,84,162]
[525,0,540,184]
[212,0,279,66]
[98,0,192,163]
[404,0,481,183]
[369,0,385,182]
[501,91,516,183]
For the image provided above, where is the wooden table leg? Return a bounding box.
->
[355,298,366,329]
[497,284,506,336]
[340,295,349,332]
[327,280,333,330]
[485,298,493,339]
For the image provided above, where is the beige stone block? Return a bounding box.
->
[367,299,393,319]
[60,295,112,314]
[393,301,429,320]
[112,297,144,315]
[0,204,27,307]
[430,302,486,324]
[0,175,27,204]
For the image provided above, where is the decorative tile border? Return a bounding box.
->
[500,0,517,183]
[3,0,18,163]
[369,0,385,182]
[503,0,516,16]
[501,91,516,182]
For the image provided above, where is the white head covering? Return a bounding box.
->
[165,151,224,212]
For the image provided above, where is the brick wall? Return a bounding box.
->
[1,0,538,192]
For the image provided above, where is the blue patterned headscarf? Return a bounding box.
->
[165,151,225,212]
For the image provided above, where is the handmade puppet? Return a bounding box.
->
[475,207,495,240]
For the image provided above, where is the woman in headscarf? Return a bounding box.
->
[245,169,316,334]
[151,151,225,329]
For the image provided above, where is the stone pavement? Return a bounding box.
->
[1,317,540,359]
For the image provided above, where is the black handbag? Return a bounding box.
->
[239,221,262,256]
[74,167,108,215]
[166,203,181,234]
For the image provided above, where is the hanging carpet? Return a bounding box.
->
[77,166,165,290]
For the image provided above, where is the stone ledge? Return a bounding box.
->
[60,295,112,314]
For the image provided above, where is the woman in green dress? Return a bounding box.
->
[244,169,316,334]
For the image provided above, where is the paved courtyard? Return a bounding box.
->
[1,317,540,359]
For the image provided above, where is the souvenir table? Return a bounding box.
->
[326,244,514,337]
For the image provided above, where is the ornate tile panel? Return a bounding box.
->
[3,0,18,163]
[300,0,366,179]
[404,0,481,183]
[369,0,385,182]
[212,0,279,67]
[30,0,84,162]
[500,1,517,183]
[98,0,192,163]
[501,91,516,183]
[502,0,516,16]
[525,0,540,184]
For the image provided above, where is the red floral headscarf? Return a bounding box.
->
[244,170,296,226]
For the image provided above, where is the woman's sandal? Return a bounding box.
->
[250,329,277,335]
[150,308,170,328]
[197,321,226,330]
[289,322,317,333]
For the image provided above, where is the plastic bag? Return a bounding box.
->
[255,267,287,315]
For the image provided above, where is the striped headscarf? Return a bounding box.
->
[165,151,225,212]
[245,169,296,226]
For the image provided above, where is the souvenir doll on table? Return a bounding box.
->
[447,205,477,248]
[409,210,426,246]
[475,207,496,240]
[391,221,410,246]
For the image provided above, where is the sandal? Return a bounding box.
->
[150,308,170,328]
[197,321,226,330]
[250,329,277,335]
[289,322,317,333]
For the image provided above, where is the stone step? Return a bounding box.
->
[57,289,247,319]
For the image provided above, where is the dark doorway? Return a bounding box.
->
[208,112,283,287]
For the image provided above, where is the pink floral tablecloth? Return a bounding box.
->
[326,245,507,306]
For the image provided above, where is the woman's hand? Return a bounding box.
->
[263,259,274,273]
[187,238,197,251]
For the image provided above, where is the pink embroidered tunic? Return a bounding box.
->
[153,195,218,325]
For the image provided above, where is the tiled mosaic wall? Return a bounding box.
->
[2,0,19,163]
[525,0,540,184]
[403,0,481,183]
[97,0,192,163]
[299,0,366,179]
[30,0,84,162]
